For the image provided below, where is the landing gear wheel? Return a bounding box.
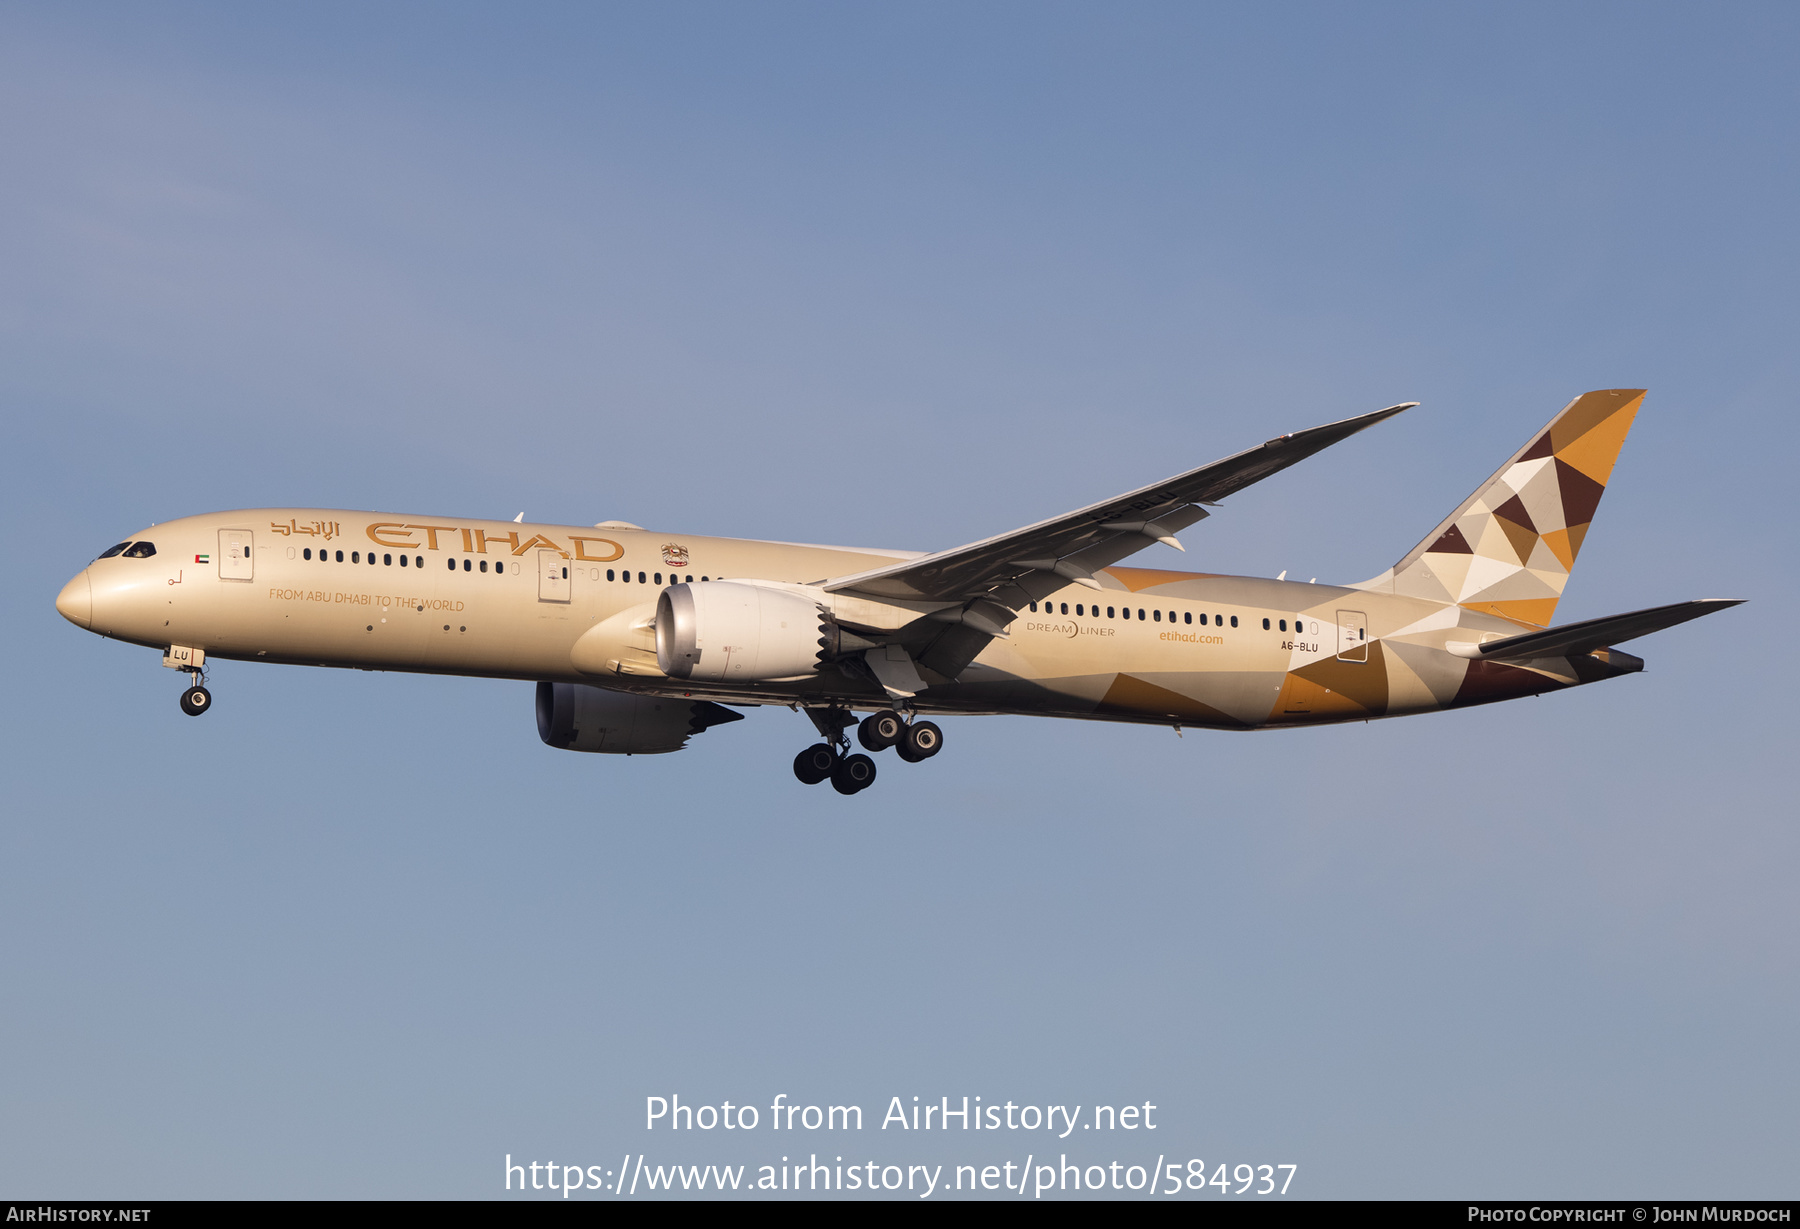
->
[830,753,877,795]
[793,743,835,785]
[896,720,942,762]
[179,686,212,717]
[858,710,905,751]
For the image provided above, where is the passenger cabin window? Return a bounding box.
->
[1107,606,1115,618]
[607,569,615,581]
[304,548,312,560]
[1230,616,1238,628]
[98,542,131,559]
[352,551,360,563]
[480,560,488,572]
[335,550,343,562]
[399,554,407,567]
[122,542,156,558]
[1280,619,1288,631]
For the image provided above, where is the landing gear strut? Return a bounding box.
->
[793,705,943,793]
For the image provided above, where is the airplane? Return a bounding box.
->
[54,388,1740,795]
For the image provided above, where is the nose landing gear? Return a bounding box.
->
[164,645,212,717]
[793,706,943,793]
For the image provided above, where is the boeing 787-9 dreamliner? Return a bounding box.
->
[55,389,1739,795]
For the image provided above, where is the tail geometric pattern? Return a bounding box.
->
[1368,389,1645,627]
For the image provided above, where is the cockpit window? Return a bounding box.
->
[97,542,131,559]
[121,542,157,559]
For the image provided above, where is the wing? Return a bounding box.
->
[822,401,1414,682]
[825,402,1416,608]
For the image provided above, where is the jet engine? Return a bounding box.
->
[656,581,856,682]
[535,681,743,755]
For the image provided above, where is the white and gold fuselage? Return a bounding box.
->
[54,507,1614,732]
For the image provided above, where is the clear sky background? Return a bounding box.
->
[1,2,1794,1200]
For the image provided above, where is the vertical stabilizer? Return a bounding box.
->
[1359,389,1645,627]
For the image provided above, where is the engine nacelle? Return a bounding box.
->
[655,581,837,683]
[535,681,743,755]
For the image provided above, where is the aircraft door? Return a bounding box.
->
[538,550,571,603]
[219,529,253,580]
[1336,610,1367,662]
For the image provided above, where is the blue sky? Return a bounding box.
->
[1,3,1794,1198]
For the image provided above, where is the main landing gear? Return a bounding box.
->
[859,708,942,762]
[792,707,942,794]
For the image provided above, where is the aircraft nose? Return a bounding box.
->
[56,571,92,629]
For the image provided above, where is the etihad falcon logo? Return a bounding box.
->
[661,543,690,568]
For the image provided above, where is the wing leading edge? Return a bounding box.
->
[825,401,1417,608]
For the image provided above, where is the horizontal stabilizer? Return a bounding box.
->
[1449,598,1744,662]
